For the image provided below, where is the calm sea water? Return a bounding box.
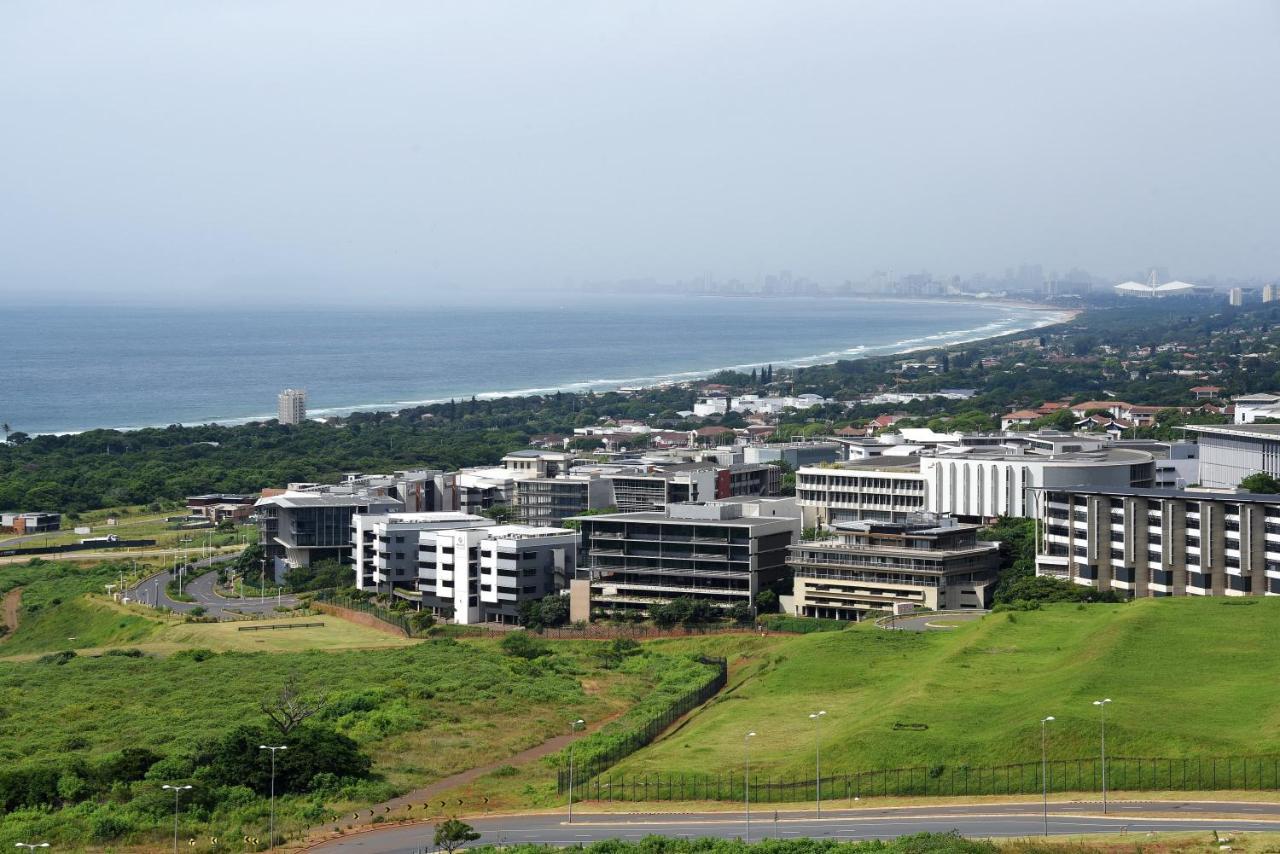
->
[0,295,1061,435]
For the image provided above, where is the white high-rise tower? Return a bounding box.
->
[277,388,307,425]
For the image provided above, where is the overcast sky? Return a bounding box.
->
[2,1,1277,305]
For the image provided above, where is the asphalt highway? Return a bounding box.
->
[310,801,1280,852]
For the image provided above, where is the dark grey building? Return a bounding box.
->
[570,500,800,619]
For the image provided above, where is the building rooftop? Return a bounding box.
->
[256,493,403,509]
[797,456,922,474]
[571,506,796,529]
[1032,484,1280,504]
[481,525,577,539]
[927,446,1153,465]
[1185,423,1280,439]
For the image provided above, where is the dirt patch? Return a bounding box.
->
[0,587,21,641]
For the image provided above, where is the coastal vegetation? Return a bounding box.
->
[5,298,1278,515]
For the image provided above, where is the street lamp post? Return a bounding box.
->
[809,710,826,816]
[161,784,193,854]
[260,745,287,850]
[744,731,757,842]
[14,844,50,853]
[1093,699,1112,814]
[567,719,585,824]
[1040,717,1055,837]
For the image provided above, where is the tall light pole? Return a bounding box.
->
[567,718,585,823]
[1093,699,1112,814]
[809,710,826,816]
[1040,717,1055,837]
[744,731,757,842]
[14,844,50,853]
[161,784,193,854]
[259,745,287,850]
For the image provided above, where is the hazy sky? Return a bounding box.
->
[2,1,1277,304]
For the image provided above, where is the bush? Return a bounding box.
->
[103,648,145,657]
[188,605,207,617]
[90,809,135,842]
[171,648,216,662]
[500,631,548,660]
[650,597,724,628]
[195,724,370,796]
[37,650,77,665]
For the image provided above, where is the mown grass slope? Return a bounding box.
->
[617,598,1280,777]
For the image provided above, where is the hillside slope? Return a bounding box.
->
[618,599,1280,777]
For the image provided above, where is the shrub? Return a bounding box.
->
[90,809,134,842]
[37,650,77,665]
[104,648,145,657]
[500,631,548,660]
[172,648,216,662]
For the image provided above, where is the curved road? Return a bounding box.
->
[124,555,298,619]
[309,801,1280,852]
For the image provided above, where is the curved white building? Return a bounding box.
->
[1114,277,1197,298]
[921,447,1156,519]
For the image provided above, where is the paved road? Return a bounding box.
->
[124,554,298,619]
[309,801,1280,852]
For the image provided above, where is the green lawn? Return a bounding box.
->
[615,598,1280,778]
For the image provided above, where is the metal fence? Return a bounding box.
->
[556,656,728,792]
[566,755,1280,802]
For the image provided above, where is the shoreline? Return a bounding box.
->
[23,299,1075,437]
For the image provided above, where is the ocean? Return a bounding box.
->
[0,295,1065,435]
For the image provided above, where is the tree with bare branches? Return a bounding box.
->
[260,674,326,735]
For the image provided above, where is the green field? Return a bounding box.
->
[0,559,719,848]
[616,599,1280,778]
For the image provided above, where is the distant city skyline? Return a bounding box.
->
[2,1,1278,306]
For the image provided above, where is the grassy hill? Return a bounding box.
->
[618,599,1280,778]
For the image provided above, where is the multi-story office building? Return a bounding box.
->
[1035,485,1280,597]
[418,525,578,624]
[352,511,490,592]
[921,447,1155,521]
[256,491,402,571]
[571,500,800,619]
[1186,424,1280,488]
[604,462,780,513]
[277,388,307,425]
[513,475,613,527]
[788,515,999,620]
[795,457,927,526]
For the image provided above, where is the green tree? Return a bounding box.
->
[1240,472,1280,494]
[434,818,480,854]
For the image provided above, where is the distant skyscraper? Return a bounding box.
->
[277,388,307,424]
[1229,288,1245,307]
[1263,283,1278,303]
